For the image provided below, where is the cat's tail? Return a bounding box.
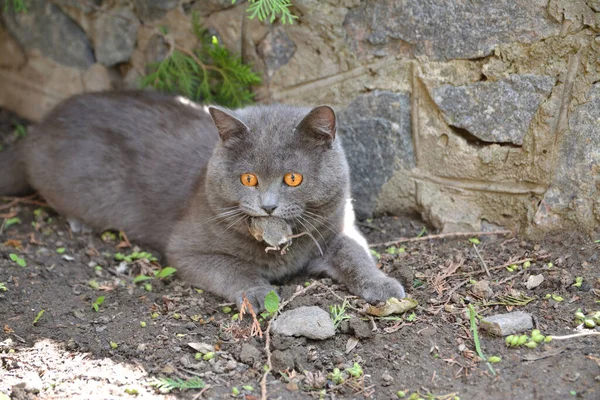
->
[0,142,32,196]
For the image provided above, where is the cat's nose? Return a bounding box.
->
[262,204,278,215]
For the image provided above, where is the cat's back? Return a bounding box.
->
[23,90,218,251]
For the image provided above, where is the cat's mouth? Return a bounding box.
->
[248,217,292,247]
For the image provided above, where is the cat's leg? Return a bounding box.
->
[169,252,277,311]
[310,234,405,303]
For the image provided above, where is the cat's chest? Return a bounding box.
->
[246,235,323,277]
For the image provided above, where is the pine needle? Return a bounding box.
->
[150,377,205,393]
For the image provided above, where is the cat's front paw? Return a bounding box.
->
[358,275,406,304]
[235,285,279,312]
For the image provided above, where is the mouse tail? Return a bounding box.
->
[0,142,32,196]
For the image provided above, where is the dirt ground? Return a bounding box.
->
[1,111,599,400]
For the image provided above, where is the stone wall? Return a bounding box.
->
[1,0,599,236]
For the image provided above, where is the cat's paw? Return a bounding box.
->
[358,275,406,304]
[235,285,279,312]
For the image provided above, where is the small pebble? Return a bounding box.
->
[381,372,394,386]
[272,306,335,340]
[480,311,533,336]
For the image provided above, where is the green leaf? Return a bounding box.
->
[468,237,481,245]
[4,217,21,227]
[16,258,26,267]
[33,309,44,325]
[369,249,381,259]
[56,247,66,254]
[264,290,280,314]
[133,275,153,283]
[156,267,177,279]
[9,253,19,262]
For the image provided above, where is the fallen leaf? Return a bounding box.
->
[365,297,418,317]
[188,342,214,354]
[346,337,359,354]
[3,239,22,249]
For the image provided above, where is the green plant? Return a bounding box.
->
[141,14,261,108]
[2,0,27,13]
[468,304,496,376]
[13,123,26,138]
[8,253,26,267]
[133,266,177,286]
[92,296,105,312]
[32,309,44,325]
[259,290,280,319]
[345,362,363,378]
[329,299,351,330]
[150,377,205,393]
[3,217,21,228]
[233,0,297,24]
[115,251,158,263]
[0,282,7,291]
[327,368,345,384]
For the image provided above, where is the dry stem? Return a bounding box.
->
[260,282,317,400]
[369,230,512,248]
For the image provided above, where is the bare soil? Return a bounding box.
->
[1,111,599,400]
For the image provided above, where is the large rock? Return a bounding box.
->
[338,91,413,218]
[0,0,94,69]
[535,83,600,230]
[432,75,555,145]
[92,7,140,66]
[344,0,560,61]
[272,306,335,340]
[257,27,296,78]
[133,0,179,21]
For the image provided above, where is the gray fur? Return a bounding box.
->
[1,90,405,310]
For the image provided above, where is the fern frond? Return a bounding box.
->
[233,0,297,24]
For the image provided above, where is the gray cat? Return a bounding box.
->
[0,91,405,310]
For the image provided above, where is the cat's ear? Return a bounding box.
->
[296,105,337,144]
[208,106,248,141]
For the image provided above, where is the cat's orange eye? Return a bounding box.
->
[284,173,303,187]
[241,173,258,187]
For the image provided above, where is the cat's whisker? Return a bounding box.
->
[302,211,341,238]
[294,217,324,256]
[213,214,248,243]
[200,209,242,225]
[297,215,328,249]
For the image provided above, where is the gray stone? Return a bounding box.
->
[432,75,555,145]
[537,83,600,229]
[480,311,533,336]
[526,274,544,290]
[92,7,139,66]
[52,0,101,14]
[239,343,261,365]
[0,0,94,69]
[258,27,296,77]
[338,91,413,218]
[272,306,335,340]
[344,0,560,61]
[471,280,494,299]
[190,0,245,16]
[133,0,179,21]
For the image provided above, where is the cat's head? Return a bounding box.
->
[205,104,349,236]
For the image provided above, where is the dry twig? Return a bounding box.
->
[260,282,317,400]
[369,230,511,248]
